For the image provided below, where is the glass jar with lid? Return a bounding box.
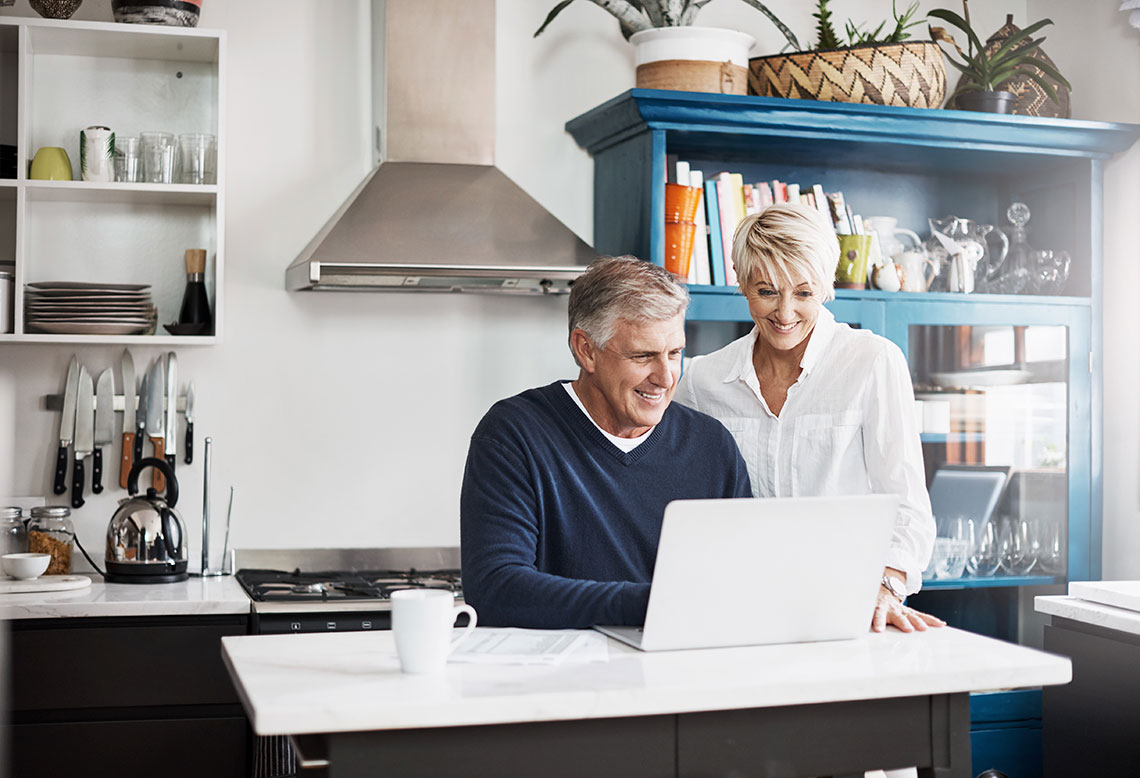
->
[1,506,26,556]
[27,506,74,575]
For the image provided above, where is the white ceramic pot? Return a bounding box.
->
[630,27,755,95]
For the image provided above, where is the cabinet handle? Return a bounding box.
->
[288,735,330,770]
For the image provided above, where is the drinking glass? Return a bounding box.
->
[1034,520,1066,575]
[114,136,141,183]
[998,516,1037,575]
[140,131,178,183]
[965,517,1002,576]
[178,133,216,185]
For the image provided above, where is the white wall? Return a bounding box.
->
[7,0,1138,578]
[1029,0,1140,579]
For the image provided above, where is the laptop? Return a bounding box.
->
[594,494,900,651]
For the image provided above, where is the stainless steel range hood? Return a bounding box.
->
[286,0,595,294]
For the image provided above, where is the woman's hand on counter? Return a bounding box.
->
[872,569,946,633]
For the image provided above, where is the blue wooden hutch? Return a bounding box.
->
[567,89,1140,778]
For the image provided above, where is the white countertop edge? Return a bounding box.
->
[1,575,251,619]
[222,628,1072,737]
[1035,594,1140,636]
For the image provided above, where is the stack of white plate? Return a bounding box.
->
[24,282,157,335]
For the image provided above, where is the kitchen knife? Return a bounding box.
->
[135,372,147,468]
[184,382,195,465]
[93,368,115,495]
[54,355,80,495]
[72,366,94,509]
[120,349,137,489]
[165,351,178,474]
[145,358,166,492]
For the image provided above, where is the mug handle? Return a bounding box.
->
[448,604,478,655]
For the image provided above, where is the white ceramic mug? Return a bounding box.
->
[391,590,477,674]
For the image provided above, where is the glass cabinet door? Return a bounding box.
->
[908,322,1077,585]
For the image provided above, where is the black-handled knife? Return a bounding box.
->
[184,382,195,465]
[54,446,69,496]
[92,368,114,495]
[92,449,103,495]
[54,356,80,495]
[71,455,85,509]
[72,366,94,509]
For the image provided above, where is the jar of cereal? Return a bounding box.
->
[27,506,74,575]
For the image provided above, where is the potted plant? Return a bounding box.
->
[534,0,802,95]
[748,1,948,108]
[927,5,1071,114]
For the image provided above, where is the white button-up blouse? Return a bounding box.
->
[675,307,935,593]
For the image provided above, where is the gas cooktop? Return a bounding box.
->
[234,547,462,614]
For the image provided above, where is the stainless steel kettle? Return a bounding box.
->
[105,457,188,584]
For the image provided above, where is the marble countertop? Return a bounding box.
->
[0,575,250,619]
[1036,594,1140,637]
[221,626,1071,736]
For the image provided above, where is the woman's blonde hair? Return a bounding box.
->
[730,203,838,302]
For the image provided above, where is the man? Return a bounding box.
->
[460,256,752,629]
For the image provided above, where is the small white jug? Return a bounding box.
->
[898,250,936,292]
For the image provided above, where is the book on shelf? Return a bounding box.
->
[757,181,774,208]
[704,177,727,287]
[786,183,801,205]
[688,169,711,286]
[716,172,744,286]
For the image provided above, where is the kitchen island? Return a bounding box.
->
[1036,589,1140,776]
[222,626,1070,778]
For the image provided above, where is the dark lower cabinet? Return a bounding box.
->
[1042,617,1140,777]
[4,613,251,778]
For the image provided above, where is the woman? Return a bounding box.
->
[675,203,941,634]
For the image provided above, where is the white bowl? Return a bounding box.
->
[2,552,51,580]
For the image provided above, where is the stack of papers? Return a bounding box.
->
[449,628,609,665]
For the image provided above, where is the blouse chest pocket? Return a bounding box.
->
[791,411,863,494]
[720,417,763,494]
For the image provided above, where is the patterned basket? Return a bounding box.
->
[748,40,946,109]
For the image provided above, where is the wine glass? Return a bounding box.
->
[999,516,1038,575]
[965,518,1001,576]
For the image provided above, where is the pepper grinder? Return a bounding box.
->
[178,248,213,333]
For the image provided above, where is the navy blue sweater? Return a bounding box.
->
[460,381,752,629]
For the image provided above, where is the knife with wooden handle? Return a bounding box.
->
[54,356,79,495]
[120,349,137,489]
[145,358,166,492]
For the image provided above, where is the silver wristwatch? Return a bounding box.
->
[880,575,907,602]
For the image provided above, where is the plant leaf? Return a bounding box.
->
[929,24,968,61]
[988,19,1053,65]
[737,0,800,50]
[534,0,577,37]
[679,0,712,25]
[927,9,984,55]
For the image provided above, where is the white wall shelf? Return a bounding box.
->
[0,15,225,344]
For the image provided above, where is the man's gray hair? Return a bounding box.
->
[567,255,689,365]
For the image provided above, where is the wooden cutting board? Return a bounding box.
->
[0,575,92,594]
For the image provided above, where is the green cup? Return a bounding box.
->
[29,147,73,181]
[835,234,873,289]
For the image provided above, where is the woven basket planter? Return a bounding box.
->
[748,40,946,109]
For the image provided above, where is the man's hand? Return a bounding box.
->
[871,569,946,633]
